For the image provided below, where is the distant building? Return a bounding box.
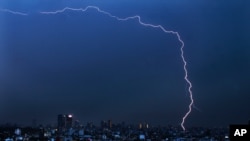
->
[14,128,21,136]
[58,114,66,131]
[66,114,73,128]
[87,122,94,128]
[58,114,73,131]
[74,120,80,128]
[108,120,112,129]
[138,122,149,129]
[101,120,107,129]
[139,123,142,129]
[100,120,112,129]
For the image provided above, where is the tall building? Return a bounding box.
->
[108,120,112,129]
[58,114,66,131]
[58,114,73,131]
[101,120,107,129]
[66,114,73,128]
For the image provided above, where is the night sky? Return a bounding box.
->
[0,0,250,128]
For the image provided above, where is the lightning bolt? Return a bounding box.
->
[0,8,28,16]
[1,6,194,131]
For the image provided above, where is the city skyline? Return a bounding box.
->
[0,0,249,128]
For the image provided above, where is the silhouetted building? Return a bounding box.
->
[39,125,45,140]
[87,122,93,129]
[74,120,80,128]
[66,114,73,129]
[138,122,149,129]
[139,123,142,129]
[58,114,73,131]
[101,120,107,129]
[58,114,66,132]
[108,120,112,129]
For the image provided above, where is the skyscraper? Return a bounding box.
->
[58,114,73,131]
[108,120,112,129]
[58,114,66,132]
[66,114,73,128]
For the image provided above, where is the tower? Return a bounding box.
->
[66,114,73,128]
[108,120,112,129]
[58,114,73,131]
[58,114,66,132]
